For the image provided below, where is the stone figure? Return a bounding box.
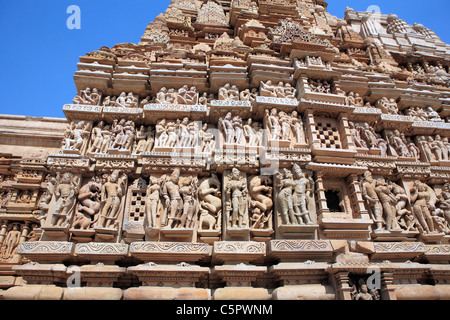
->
[177,85,198,105]
[161,169,184,228]
[51,172,80,228]
[417,135,434,161]
[308,79,332,94]
[225,168,248,228]
[115,92,138,108]
[387,130,410,157]
[275,168,297,225]
[376,97,399,115]
[133,125,155,154]
[200,123,216,153]
[232,116,245,145]
[73,87,102,106]
[264,108,282,141]
[219,83,239,101]
[63,121,92,154]
[248,175,273,230]
[90,121,106,154]
[244,119,257,147]
[361,171,384,231]
[406,137,421,162]
[144,176,162,229]
[154,119,169,148]
[260,80,277,97]
[198,174,222,231]
[374,177,401,231]
[349,122,367,148]
[360,123,379,149]
[97,170,127,229]
[178,175,199,229]
[109,119,136,152]
[410,180,437,234]
[72,177,102,230]
[437,183,450,225]
[240,88,258,103]
[1,190,12,209]
[3,224,21,259]
[219,112,236,145]
[291,111,306,145]
[351,278,380,301]
[292,164,314,225]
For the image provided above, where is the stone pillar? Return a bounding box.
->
[338,112,354,150]
[304,108,321,150]
[19,223,31,244]
[315,171,329,216]
[335,271,352,300]
[381,272,397,300]
[346,174,368,218]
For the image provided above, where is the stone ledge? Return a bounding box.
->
[267,240,337,262]
[75,243,129,264]
[129,242,211,263]
[17,241,75,263]
[212,241,266,265]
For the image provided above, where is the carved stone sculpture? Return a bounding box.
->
[97,170,127,229]
[62,121,92,155]
[374,177,401,231]
[108,119,136,153]
[198,174,222,232]
[225,168,249,230]
[72,177,102,231]
[144,176,162,229]
[248,175,273,230]
[410,180,437,234]
[73,87,102,106]
[50,172,80,228]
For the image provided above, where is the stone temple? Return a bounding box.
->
[1,0,450,301]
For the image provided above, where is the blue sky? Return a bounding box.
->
[0,0,448,119]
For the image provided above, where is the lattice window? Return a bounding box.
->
[315,121,342,149]
[128,191,147,222]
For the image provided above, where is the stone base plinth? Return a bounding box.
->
[123,287,211,300]
[272,285,336,300]
[3,285,64,300]
[212,287,271,300]
[63,287,123,300]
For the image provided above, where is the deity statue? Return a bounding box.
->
[361,171,384,231]
[97,170,127,229]
[219,112,235,145]
[410,180,437,234]
[225,168,248,228]
[264,108,282,141]
[145,176,163,229]
[275,168,297,225]
[3,224,21,259]
[178,176,199,229]
[292,164,314,225]
[51,172,81,228]
[161,169,184,229]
